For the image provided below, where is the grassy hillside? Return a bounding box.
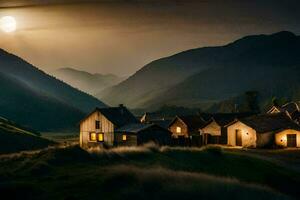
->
[0,145,298,199]
[146,64,300,109]
[99,31,300,110]
[97,45,226,107]
[0,49,106,131]
[0,117,54,154]
[144,32,300,109]
[0,73,85,131]
[52,68,125,95]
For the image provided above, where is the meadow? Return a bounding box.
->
[0,143,299,200]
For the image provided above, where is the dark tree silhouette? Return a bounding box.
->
[245,91,260,114]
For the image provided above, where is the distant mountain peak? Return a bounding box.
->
[226,30,299,51]
[271,31,297,38]
[52,67,125,95]
[99,30,300,109]
[57,67,120,78]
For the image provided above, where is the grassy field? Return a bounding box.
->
[42,132,78,144]
[0,144,299,200]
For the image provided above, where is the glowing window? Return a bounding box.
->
[98,133,104,142]
[122,134,127,141]
[90,132,97,141]
[176,126,181,133]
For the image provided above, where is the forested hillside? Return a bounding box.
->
[0,49,106,131]
[99,31,300,111]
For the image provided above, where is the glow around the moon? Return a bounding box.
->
[0,16,17,33]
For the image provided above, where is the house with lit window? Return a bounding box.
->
[226,113,300,148]
[79,104,171,149]
[200,113,253,145]
[79,104,139,149]
[115,123,172,146]
[168,115,206,146]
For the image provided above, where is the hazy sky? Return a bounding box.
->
[0,0,300,76]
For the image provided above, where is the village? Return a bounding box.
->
[80,102,300,149]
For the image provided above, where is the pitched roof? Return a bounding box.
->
[239,113,300,133]
[116,123,170,134]
[214,113,254,126]
[116,123,152,133]
[200,113,254,127]
[81,105,138,127]
[173,115,207,130]
[147,119,173,129]
[140,112,166,122]
[267,106,281,114]
[267,102,300,115]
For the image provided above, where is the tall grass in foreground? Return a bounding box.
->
[87,142,223,155]
[92,165,289,200]
[0,144,296,199]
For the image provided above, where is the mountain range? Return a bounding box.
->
[97,31,300,111]
[51,68,125,95]
[0,49,106,132]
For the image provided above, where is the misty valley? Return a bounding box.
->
[1,1,300,199]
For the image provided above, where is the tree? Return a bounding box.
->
[272,97,289,107]
[245,91,260,113]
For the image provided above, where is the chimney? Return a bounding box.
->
[119,104,124,115]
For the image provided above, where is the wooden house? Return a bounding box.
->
[226,113,300,148]
[115,123,172,146]
[79,105,139,149]
[200,113,253,145]
[168,115,206,146]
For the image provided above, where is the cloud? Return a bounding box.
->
[0,0,190,8]
[1,0,299,76]
[0,0,99,8]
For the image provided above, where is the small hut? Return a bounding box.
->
[115,123,172,146]
[168,115,206,146]
[226,113,300,148]
[200,113,253,145]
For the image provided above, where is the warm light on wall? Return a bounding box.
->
[90,132,97,141]
[279,135,287,143]
[122,134,127,141]
[98,133,104,142]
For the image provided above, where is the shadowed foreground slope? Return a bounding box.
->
[0,145,298,200]
[0,117,54,154]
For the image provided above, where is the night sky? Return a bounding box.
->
[0,0,300,76]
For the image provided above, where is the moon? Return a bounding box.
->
[0,16,17,33]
